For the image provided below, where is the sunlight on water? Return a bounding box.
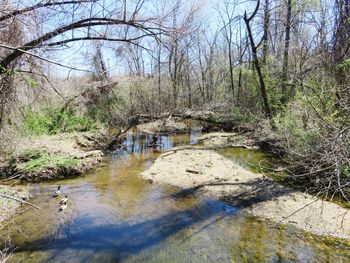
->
[1,130,349,262]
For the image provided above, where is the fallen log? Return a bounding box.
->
[106,111,252,149]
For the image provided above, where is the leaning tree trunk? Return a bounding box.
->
[244,0,272,119]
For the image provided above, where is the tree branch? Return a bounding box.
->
[0,193,40,210]
[0,44,93,73]
[0,17,163,73]
[0,0,95,22]
[46,34,159,47]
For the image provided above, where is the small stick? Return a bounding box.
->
[0,193,40,210]
[186,169,200,174]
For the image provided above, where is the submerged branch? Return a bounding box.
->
[0,193,40,210]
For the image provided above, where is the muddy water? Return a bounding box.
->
[1,131,349,262]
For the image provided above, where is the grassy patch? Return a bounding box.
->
[14,149,80,172]
[18,149,45,161]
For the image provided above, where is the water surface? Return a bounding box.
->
[1,131,349,262]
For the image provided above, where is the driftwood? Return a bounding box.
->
[0,193,40,210]
[106,116,141,149]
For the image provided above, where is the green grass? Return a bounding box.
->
[22,106,95,136]
[14,149,80,172]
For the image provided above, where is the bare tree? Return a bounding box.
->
[91,42,109,81]
[0,0,168,128]
[281,0,293,103]
[262,0,270,64]
[244,0,272,118]
[218,0,240,98]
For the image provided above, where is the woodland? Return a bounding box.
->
[0,0,349,234]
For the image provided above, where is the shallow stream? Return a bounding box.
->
[1,131,349,262]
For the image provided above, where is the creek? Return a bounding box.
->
[1,130,349,262]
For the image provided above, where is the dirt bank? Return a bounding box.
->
[0,132,104,182]
[141,133,350,239]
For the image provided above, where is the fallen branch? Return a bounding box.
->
[0,193,40,210]
[161,144,255,158]
[139,112,242,130]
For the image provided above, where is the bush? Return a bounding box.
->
[274,110,318,154]
[274,88,350,201]
[230,106,252,123]
[81,83,127,126]
[22,106,95,135]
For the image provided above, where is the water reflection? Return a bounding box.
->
[112,129,200,159]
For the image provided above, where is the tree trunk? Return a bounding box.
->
[281,0,292,104]
[237,68,242,105]
[262,0,270,64]
[333,0,350,109]
[244,1,272,119]
[228,44,235,98]
[157,40,162,109]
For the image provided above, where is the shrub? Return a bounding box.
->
[230,106,252,123]
[274,110,318,154]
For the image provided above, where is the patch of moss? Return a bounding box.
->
[302,231,350,254]
[320,236,350,249]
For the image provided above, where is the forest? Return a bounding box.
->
[0,0,350,262]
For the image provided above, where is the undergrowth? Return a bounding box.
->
[22,106,95,136]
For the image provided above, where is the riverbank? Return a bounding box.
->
[0,131,104,182]
[0,131,104,224]
[141,132,350,240]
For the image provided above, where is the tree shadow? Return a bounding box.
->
[168,178,296,209]
[9,199,237,262]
